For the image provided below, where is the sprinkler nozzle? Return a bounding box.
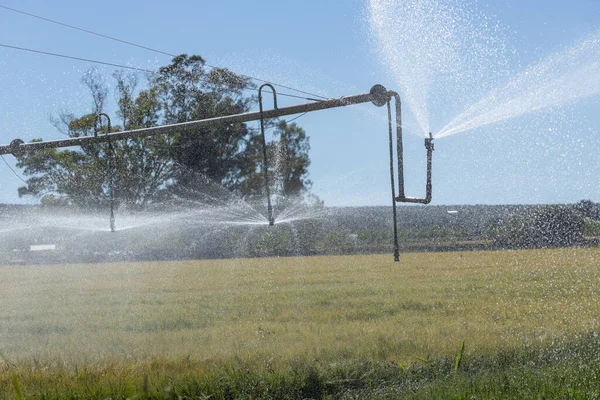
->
[425,132,434,151]
[269,217,275,226]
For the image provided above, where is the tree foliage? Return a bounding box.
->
[575,200,600,220]
[241,120,312,200]
[16,74,172,208]
[15,55,313,209]
[153,55,255,190]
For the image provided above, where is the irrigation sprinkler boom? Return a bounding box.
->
[1,84,433,261]
[1,86,390,155]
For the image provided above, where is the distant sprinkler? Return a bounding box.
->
[258,83,277,226]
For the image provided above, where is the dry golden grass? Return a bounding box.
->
[1,248,599,369]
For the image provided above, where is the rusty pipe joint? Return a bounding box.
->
[9,139,24,157]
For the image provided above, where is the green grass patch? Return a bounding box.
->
[3,335,600,398]
[0,249,599,397]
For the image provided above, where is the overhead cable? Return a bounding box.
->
[0,4,329,100]
[0,43,154,73]
[0,155,27,184]
[0,43,322,102]
[0,4,173,57]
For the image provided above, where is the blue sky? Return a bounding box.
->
[0,0,598,206]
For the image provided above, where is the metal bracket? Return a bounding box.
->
[387,92,434,204]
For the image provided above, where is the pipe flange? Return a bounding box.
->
[370,84,389,107]
[9,139,25,157]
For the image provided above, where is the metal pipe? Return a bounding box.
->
[388,92,434,204]
[424,132,434,203]
[1,85,391,156]
[258,84,277,226]
[95,113,115,232]
[386,100,400,262]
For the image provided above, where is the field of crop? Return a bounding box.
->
[2,248,600,398]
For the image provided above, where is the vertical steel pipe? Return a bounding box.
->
[95,113,115,232]
[258,84,277,226]
[387,99,400,262]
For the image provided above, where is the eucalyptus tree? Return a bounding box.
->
[16,55,314,209]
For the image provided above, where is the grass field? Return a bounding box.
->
[2,248,600,398]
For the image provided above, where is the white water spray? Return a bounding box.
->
[437,30,600,138]
[368,0,508,137]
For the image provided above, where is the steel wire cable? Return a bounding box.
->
[0,4,330,101]
[0,43,154,72]
[0,43,323,102]
[0,155,27,184]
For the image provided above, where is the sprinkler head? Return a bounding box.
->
[269,217,275,226]
[425,132,434,151]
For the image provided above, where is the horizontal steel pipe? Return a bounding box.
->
[0,85,389,156]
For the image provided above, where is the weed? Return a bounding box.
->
[454,341,465,372]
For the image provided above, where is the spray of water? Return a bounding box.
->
[272,199,325,225]
[437,30,600,138]
[367,0,509,137]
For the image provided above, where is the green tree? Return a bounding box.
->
[240,120,312,201]
[273,121,311,197]
[153,54,256,192]
[111,72,173,207]
[16,71,173,208]
[575,200,600,220]
[16,70,115,208]
[16,55,314,210]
